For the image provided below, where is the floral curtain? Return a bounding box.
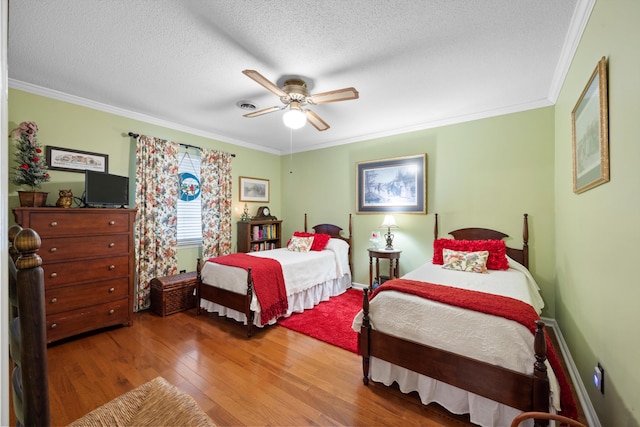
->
[200,148,233,259]
[134,135,179,311]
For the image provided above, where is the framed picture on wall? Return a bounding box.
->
[356,154,426,214]
[46,146,109,173]
[239,176,269,202]
[572,56,609,194]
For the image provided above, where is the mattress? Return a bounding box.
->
[352,257,560,427]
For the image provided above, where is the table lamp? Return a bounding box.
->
[381,215,398,250]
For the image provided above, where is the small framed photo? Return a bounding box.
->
[356,154,426,214]
[239,176,269,202]
[572,56,609,194]
[46,146,109,173]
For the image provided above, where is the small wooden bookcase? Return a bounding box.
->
[237,219,283,253]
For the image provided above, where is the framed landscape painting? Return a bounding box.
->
[239,176,269,202]
[572,56,609,194]
[356,154,426,214]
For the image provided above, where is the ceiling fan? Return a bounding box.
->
[241,69,359,131]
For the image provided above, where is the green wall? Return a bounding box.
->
[554,1,640,426]
[7,89,282,271]
[282,108,556,315]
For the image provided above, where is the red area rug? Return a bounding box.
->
[277,288,363,353]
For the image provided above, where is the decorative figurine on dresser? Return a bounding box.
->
[13,207,137,343]
[55,189,74,208]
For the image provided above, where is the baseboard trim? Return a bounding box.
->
[542,317,601,427]
[351,282,368,291]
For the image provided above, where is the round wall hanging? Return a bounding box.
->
[179,172,200,201]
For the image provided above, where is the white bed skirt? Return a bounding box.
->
[199,273,351,326]
[370,357,555,427]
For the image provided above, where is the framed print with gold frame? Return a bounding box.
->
[572,56,609,194]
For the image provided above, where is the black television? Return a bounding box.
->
[84,170,129,207]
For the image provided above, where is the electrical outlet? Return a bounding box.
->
[179,269,186,274]
[593,362,604,394]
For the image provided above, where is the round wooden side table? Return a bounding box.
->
[367,248,401,291]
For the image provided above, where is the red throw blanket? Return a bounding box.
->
[371,279,578,420]
[208,253,288,325]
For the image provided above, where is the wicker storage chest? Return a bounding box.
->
[150,272,197,316]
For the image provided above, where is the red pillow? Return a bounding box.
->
[432,238,509,270]
[293,231,331,251]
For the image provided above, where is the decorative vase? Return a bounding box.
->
[18,191,49,207]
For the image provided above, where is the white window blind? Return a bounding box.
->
[177,148,202,246]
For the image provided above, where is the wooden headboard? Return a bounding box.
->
[304,213,353,276]
[8,225,50,426]
[434,213,529,269]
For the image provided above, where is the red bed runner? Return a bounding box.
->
[371,279,578,420]
[208,253,288,325]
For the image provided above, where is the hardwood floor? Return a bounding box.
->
[44,309,475,426]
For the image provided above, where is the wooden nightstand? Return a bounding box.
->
[368,248,401,291]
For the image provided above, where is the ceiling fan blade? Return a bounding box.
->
[305,110,330,131]
[242,69,288,98]
[307,87,359,104]
[243,105,282,118]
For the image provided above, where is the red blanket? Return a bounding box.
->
[371,278,578,420]
[208,253,288,325]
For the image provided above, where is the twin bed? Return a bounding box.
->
[353,213,577,427]
[197,214,353,337]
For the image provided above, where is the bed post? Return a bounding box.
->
[245,268,254,338]
[532,320,550,426]
[304,213,308,232]
[360,288,371,385]
[523,213,529,269]
[11,227,51,426]
[348,213,353,277]
[434,213,439,239]
[196,258,203,315]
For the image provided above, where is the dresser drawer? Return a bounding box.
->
[40,234,130,262]
[44,255,130,288]
[25,211,133,237]
[46,297,130,343]
[45,277,129,314]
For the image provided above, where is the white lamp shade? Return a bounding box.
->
[381,215,398,228]
[283,108,306,129]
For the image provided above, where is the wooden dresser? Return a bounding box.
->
[13,207,136,343]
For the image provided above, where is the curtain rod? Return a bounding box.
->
[127,132,236,157]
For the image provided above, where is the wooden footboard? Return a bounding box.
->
[359,289,551,423]
[196,261,255,337]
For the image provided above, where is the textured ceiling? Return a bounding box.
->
[8,1,592,154]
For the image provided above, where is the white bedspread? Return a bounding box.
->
[200,238,351,325]
[351,257,559,427]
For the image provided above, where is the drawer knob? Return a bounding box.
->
[50,298,58,303]
[109,265,116,270]
[50,247,57,253]
[109,242,115,248]
[50,272,58,278]
[108,309,115,315]
[50,221,58,227]
[50,323,57,329]
[109,287,115,293]
[109,220,116,225]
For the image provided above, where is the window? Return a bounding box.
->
[177,148,202,246]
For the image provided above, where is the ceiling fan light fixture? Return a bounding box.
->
[283,107,306,129]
